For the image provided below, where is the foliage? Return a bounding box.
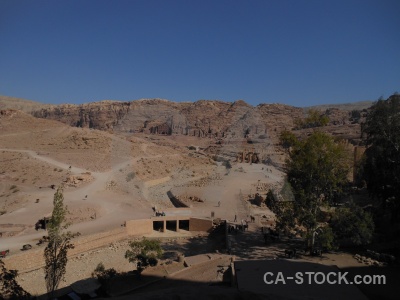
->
[0,259,31,300]
[361,94,400,221]
[44,186,79,298]
[331,205,375,246]
[222,160,232,170]
[125,238,163,274]
[350,110,361,122]
[315,226,337,251]
[280,180,295,202]
[274,201,296,233]
[295,109,330,129]
[91,263,119,294]
[277,131,351,250]
[126,172,135,182]
[279,130,298,149]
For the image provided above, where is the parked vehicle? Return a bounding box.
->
[21,244,32,251]
[0,249,10,258]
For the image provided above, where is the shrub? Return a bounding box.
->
[126,172,135,182]
[92,263,119,294]
[125,238,163,274]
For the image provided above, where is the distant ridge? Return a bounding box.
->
[0,95,376,111]
[0,95,53,112]
[307,100,374,111]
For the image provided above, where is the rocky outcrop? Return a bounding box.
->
[32,99,301,139]
[32,100,131,130]
[31,98,369,146]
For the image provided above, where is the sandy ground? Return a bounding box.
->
[0,128,282,252]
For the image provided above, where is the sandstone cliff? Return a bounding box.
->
[31,98,368,145]
[31,99,307,139]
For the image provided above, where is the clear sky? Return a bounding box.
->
[1,0,399,106]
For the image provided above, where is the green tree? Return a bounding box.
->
[125,238,163,275]
[91,263,118,295]
[279,131,351,251]
[314,226,337,251]
[280,180,295,202]
[361,94,400,221]
[279,130,298,150]
[331,205,374,246]
[44,186,79,299]
[295,109,330,129]
[0,259,30,300]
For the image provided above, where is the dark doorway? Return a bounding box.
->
[166,220,177,231]
[153,221,164,232]
[179,220,189,231]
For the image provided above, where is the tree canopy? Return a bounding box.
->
[361,94,400,221]
[278,131,352,249]
[295,109,330,129]
[331,204,375,246]
[125,238,163,274]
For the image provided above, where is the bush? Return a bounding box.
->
[315,226,337,251]
[126,172,135,182]
[222,160,232,169]
[295,109,329,129]
[92,263,119,294]
[125,238,163,274]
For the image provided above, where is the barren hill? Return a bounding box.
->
[0,95,53,112]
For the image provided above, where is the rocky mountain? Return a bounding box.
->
[28,98,368,143]
[0,95,374,169]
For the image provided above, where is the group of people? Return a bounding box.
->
[228,224,247,234]
[152,206,166,217]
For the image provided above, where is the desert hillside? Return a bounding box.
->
[0,95,53,112]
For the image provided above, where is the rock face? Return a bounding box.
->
[32,99,303,138]
[31,98,370,146]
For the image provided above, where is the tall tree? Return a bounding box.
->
[44,186,79,299]
[279,131,351,250]
[362,94,400,221]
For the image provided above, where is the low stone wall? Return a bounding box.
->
[4,227,128,272]
[126,219,153,236]
[189,217,213,232]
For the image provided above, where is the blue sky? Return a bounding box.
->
[1,0,399,106]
